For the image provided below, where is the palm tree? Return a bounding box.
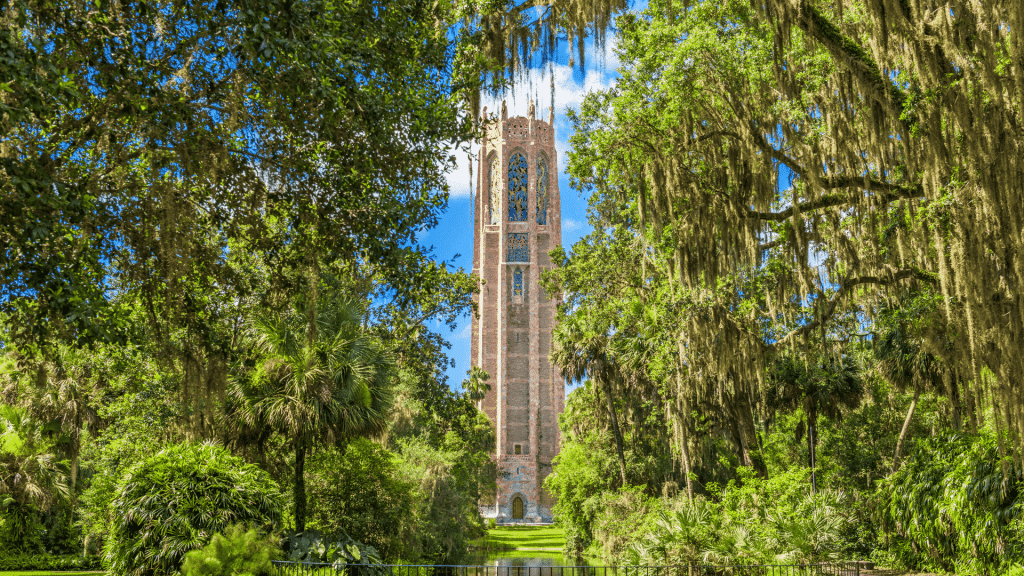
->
[231,297,394,532]
[768,355,863,493]
[551,313,628,486]
[0,405,70,549]
[874,326,945,470]
[27,346,102,501]
[0,347,102,505]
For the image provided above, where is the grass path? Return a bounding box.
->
[476,525,565,551]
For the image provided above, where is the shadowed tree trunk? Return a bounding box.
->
[295,436,307,532]
[734,386,767,478]
[807,408,817,494]
[678,392,694,502]
[892,389,920,472]
[602,377,628,486]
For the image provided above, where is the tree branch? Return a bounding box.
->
[774,267,936,347]
[789,1,908,123]
[707,128,924,220]
[746,179,923,221]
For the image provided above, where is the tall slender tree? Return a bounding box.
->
[231,297,394,532]
[552,314,629,486]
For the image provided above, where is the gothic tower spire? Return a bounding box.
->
[471,101,564,523]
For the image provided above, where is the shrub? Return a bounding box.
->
[180,524,280,576]
[874,433,1022,574]
[284,529,387,576]
[104,442,283,576]
[626,468,854,566]
[306,439,416,561]
[0,552,102,571]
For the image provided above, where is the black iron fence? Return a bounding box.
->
[271,563,865,576]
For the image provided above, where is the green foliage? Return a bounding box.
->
[874,433,1022,574]
[284,530,386,576]
[384,374,495,563]
[0,406,69,552]
[627,469,854,565]
[306,439,416,562]
[104,442,282,576]
[0,553,101,571]
[1,0,479,357]
[180,525,279,576]
[231,296,394,533]
[396,435,490,563]
[545,433,618,556]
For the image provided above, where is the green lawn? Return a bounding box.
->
[477,525,566,550]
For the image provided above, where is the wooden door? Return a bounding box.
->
[512,496,524,519]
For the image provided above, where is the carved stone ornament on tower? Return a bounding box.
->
[471,101,565,524]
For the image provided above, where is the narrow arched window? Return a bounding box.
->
[513,268,523,297]
[536,155,549,225]
[508,152,528,221]
[512,496,524,519]
[488,156,500,225]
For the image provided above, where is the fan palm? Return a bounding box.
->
[0,405,70,549]
[24,346,102,500]
[551,313,628,486]
[874,326,945,469]
[231,298,394,532]
[768,355,863,493]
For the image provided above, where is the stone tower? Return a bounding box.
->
[471,100,564,524]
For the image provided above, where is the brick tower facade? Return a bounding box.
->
[472,100,564,524]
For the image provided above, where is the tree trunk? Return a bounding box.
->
[892,389,920,472]
[734,388,767,477]
[673,349,694,502]
[964,378,979,432]
[808,411,817,495]
[295,437,307,532]
[946,375,962,432]
[680,397,694,503]
[70,433,79,508]
[602,378,628,486]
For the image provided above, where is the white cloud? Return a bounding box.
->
[446,143,478,198]
[564,218,582,231]
[484,63,617,120]
[456,323,472,340]
[445,58,618,198]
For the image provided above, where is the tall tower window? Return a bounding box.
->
[508,152,528,221]
[488,155,500,225]
[536,155,549,225]
[508,233,529,262]
[513,268,523,297]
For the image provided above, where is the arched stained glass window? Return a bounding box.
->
[488,156,500,225]
[536,155,549,225]
[508,152,528,221]
[513,268,523,297]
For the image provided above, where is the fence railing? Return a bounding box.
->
[271,563,865,576]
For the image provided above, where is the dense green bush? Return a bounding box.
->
[306,438,416,561]
[284,529,387,576]
[0,552,102,571]
[622,468,855,565]
[874,433,1022,575]
[104,442,282,576]
[180,524,280,576]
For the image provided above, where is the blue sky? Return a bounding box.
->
[423,40,623,393]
